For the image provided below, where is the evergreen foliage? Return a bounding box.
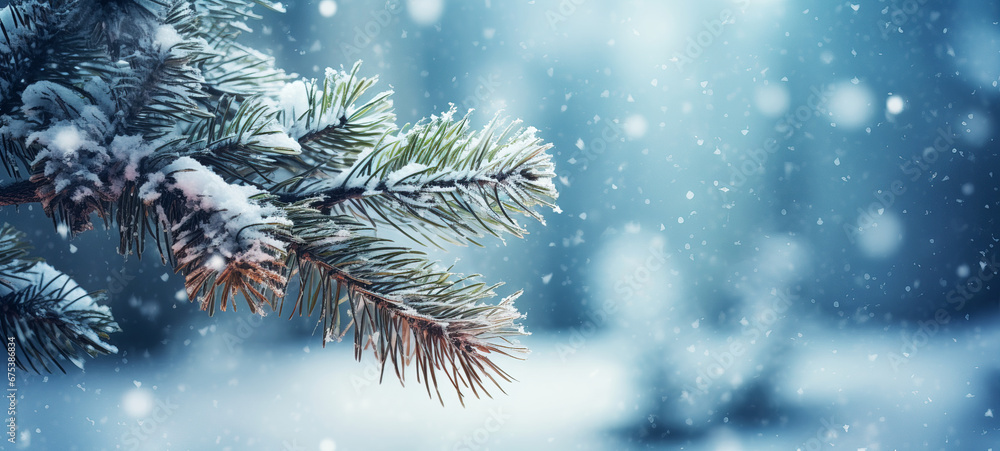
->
[0,0,557,404]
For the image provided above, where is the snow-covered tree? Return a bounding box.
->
[0,0,557,404]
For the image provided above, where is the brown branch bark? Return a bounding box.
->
[0,180,41,207]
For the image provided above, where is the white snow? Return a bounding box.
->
[154,25,184,52]
[138,171,166,202]
[828,82,874,129]
[122,389,154,417]
[250,129,301,153]
[109,134,154,183]
[21,81,90,122]
[229,21,252,33]
[855,211,904,258]
[318,0,338,17]
[885,95,905,115]
[52,127,83,153]
[407,0,444,26]
[755,84,791,117]
[0,261,119,357]
[623,114,648,139]
[279,80,313,136]
[157,157,291,265]
[28,121,108,193]
[385,163,429,188]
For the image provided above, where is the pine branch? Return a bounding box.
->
[0,179,40,206]
[144,156,292,314]
[289,111,558,246]
[272,62,395,184]
[182,94,301,187]
[0,223,120,372]
[117,2,214,138]
[278,204,528,405]
[0,222,37,276]
[1,1,119,178]
[0,0,558,402]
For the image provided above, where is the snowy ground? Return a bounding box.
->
[14,324,1000,450]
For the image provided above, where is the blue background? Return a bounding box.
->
[4,0,1000,449]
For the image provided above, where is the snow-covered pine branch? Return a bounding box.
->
[0,0,558,403]
[287,109,559,246]
[0,224,119,372]
[281,205,530,406]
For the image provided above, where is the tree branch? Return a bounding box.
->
[283,238,526,405]
[0,180,42,207]
[276,172,519,211]
[298,115,349,145]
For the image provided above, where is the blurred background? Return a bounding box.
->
[4,0,1000,449]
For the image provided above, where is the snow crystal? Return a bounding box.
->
[122,389,154,417]
[206,255,227,271]
[886,95,905,115]
[855,211,904,258]
[407,0,444,26]
[52,127,83,153]
[828,82,874,129]
[318,0,338,17]
[623,115,647,139]
[319,438,337,451]
[754,84,791,117]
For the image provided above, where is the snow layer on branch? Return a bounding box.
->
[109,134,155,184]
[278,80,312,136]
[0,262,118,355]
[278,65,384,139]
[385,162,429,189]
[138,171,166,202]
[154,24,184,53]
[24,81,115,200]
[250,129,301,153]
[22,81,93,123]
[155,157,290,265]
[28,121,109,194]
